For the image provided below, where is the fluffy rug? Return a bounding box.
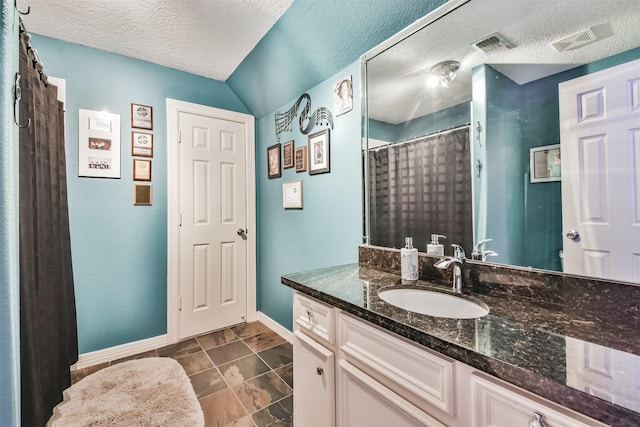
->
[47,357,204,426]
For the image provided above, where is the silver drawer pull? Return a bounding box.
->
[316,367,324,376]
[306,309,314,326]
[529,412,546,427]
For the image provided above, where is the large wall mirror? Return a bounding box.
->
[362,0,640,284]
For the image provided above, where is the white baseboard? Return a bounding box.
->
[257,311,293,344]
[72,334,168,371]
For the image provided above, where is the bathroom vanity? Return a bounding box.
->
[282,246,640,427]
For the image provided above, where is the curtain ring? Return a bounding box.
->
[14,73,31,128]
[15,0,31,15]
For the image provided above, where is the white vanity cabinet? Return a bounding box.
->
[292,291,608,427]
[293,292,337,427]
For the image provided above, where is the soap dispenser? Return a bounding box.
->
[400,237,419,283]
[427,234,446,256]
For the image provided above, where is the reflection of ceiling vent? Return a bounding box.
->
[472,33,515,55]
[552,27,599,52]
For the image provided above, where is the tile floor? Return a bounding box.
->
[71,321,294,426]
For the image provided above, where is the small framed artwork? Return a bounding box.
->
[131,131,154,157]
[131,103,153,130]
[134,184,152,206]
[283,180,303,209]
[530,144,561,183]
[308,129,330,175]
[333,75,353,116]
[283,140,295,169]
[267,143,281,179]
[78,109,121,178]
[133,159,152,181]
[295,146,307,172]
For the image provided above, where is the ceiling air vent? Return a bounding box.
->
[552,28,598,52]
[472,33,515,55]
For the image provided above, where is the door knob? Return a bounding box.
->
[237,228,247,240]
[566,230,580,242]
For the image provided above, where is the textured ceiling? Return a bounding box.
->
[18,0,294,81]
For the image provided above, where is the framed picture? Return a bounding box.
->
[267,143,281,179]
[530,144,561,183]
[134,184,152,206]
[78,109,121,178]
[283,180,303,209]
[133,159,152,181]
[131,131,154,157]
[283,140,295,169]
[333,75,353,116]
[295,146,307,172]
[308,129,330,175]
[131,103,153,130]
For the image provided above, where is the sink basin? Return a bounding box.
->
[378,288,489,319]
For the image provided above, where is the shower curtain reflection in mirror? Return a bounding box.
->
[368,126,473,255]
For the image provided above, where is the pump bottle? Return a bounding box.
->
[427,234,446,256]
[401,237,419,283]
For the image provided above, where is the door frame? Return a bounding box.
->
[166,98,257,344]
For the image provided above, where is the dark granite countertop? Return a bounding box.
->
[281,263,640,427]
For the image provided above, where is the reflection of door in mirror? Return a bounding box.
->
[559,58,640,284]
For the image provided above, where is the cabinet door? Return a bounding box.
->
[471,373,607,427]
[337,360,446,427]
[293,330,335,427]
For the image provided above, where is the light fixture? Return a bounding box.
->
[426,60,460,88]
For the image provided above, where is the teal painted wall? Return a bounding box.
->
[256,61,362,329]
[30,34,250,353]
[0,1,20,424]
[228,0,447,119]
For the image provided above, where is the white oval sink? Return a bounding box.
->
[378,288,489,319]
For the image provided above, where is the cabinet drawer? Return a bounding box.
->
[338,312,455,417]
[294,292,335,345]
[470,372,608,427]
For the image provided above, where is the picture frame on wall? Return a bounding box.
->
[78,109,121,178]
[283,180,303,209]
[131,103,153,130]
[134,184,152,205]
[131,131,154,157]
[295,146,307,172]
[530,144,561,183]
[283,140,295,169]
[267,143,281,179]
[308,129,330,175]
[133,159,152,181]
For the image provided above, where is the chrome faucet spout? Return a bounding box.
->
[434,244,466,293]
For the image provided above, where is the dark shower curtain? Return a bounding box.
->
[369,126,473,253]
[18,29,78,426]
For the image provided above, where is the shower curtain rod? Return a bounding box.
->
[18,17,48,85]
[368,122,470,152]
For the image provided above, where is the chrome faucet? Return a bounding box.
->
[434,244,466,293]
[471,239,499,261]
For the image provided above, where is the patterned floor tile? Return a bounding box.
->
[110,350,159,365]
[252,396,293,427]
[219,354,271,386]
[243,331,287,353]
[257,343,293,370]
[233,371,292,413]
[231,321,273,339]
[157,338,201,359]
[190,367,227,398]
[175,351,214,376]
[197,328,239,350]
[199,388,247,426]
[207,340,253,366]
[274,363,293,389]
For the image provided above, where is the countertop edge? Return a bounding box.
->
[282,275,639,426]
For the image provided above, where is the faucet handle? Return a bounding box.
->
[451,244,466,260]
[472,238,492,252]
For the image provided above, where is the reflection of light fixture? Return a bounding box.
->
[426,60,460,88]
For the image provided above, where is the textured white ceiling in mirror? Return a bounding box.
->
[367,0,640,124]
[17,0,294,81]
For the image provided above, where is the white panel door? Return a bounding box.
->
[559,59,640,283]
[178,111,247,338]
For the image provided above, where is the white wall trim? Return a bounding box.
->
[258,311,293,344]
[72,335,168,371]
[166,98,257,345]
